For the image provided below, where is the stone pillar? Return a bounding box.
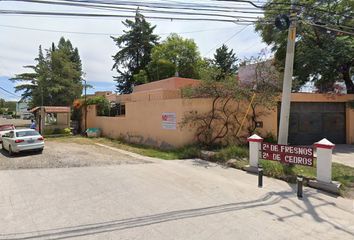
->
[309,138,340,194]
[314,138,335,183]
[245,134,263,173]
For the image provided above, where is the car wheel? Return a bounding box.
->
[1,142,4,149]
[38,148,43,154]
[8,145,13,156]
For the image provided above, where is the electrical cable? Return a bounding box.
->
[204,24,249,56]
[0,10,270,23]
[0,86,20,98]
[304,21,354,36]
[0,23,242,36]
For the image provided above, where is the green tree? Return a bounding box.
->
[11,37,83,107]
[255,0,354,93]
[0,98,5,108]
[147,33,203,81]
[112,11,159,94]
[213,44,239,81]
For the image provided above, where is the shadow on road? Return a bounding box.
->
[1,190,352,240]
[0,148,42,159]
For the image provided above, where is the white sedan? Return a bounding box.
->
[2,129,44,155]
[0,124,15,143]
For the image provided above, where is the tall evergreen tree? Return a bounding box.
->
[11,37,83,107]
[213,44,239,81]
[112,11,159,93]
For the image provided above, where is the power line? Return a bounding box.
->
[304,21,354,36]
[0,23,241,36]
[0,86,20,98]
[0,10,268,23]
[205,25,249,56]
[8,0,266,18]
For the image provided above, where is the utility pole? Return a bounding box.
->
[278,0,298,145]
[82,79,87,132]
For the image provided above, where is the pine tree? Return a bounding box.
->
[111,11,159,93]
[11,37,83,107]
[213,44,238,81]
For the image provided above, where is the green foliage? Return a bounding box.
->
[86,96,110,116]
[146,33,203,81]
[112,11,159,93]
[263,132,277,143]
[212,44,239,81]
[213,145,248,162]
[3,101,16,112]
[181,63,280,146]
[11,37,83,107]
[43,127,72,136]
[256,0,354,93]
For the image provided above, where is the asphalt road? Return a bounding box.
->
[0,140,353,240]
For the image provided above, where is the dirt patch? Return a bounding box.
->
[0,141,152,170]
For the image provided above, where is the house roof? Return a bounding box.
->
[30,106,70,113]
[133,77,201,93]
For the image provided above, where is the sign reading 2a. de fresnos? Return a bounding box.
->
[261,142,314,167]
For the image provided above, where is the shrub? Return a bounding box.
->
[175,145,200,159]
[213,145,248,162]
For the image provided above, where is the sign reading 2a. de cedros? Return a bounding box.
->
[261,142,314,166]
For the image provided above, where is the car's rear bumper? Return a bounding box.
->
[13,142,45,152]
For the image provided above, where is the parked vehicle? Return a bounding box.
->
[1,129,44,155]
[0,124,15,143]
[3,114,13,119]
[22,113,34,120]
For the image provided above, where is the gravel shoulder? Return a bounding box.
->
[0,140,152,170]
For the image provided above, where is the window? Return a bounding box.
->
[16,131,40,137]
[45,113,57,125]
[117,103,126,116]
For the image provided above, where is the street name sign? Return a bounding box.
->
[261,142,314,166]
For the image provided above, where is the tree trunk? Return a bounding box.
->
[343,67,354,94]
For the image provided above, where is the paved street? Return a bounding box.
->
[0,147,353,240]
[333,145,354,168]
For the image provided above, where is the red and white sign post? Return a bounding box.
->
[246,134,340,194]
[246,134,263,173]
[308,138,340,194]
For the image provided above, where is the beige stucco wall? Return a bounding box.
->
[86,99,211,148]
[86,97,275,148]
[85,92,354,148]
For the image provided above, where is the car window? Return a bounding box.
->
[16,131,40,137]
[0,125,14,131]
[9,132,14,138]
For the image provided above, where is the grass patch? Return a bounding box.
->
[47,136,200,160]
[257,159,354,197]
[212,145,248,162]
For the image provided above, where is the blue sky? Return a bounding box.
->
[0,0,269,101]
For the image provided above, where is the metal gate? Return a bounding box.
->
[278,102,346,145]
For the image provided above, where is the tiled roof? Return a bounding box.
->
[30,106,70,113]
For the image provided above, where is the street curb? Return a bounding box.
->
[94,143,161,162]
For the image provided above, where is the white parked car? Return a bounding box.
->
[1,129,44,155]
[0,124,15,143]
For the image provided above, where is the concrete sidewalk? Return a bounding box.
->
[0,159,353,240]
[333,144,354,168]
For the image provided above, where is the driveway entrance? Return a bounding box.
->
[281,102,346,145]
